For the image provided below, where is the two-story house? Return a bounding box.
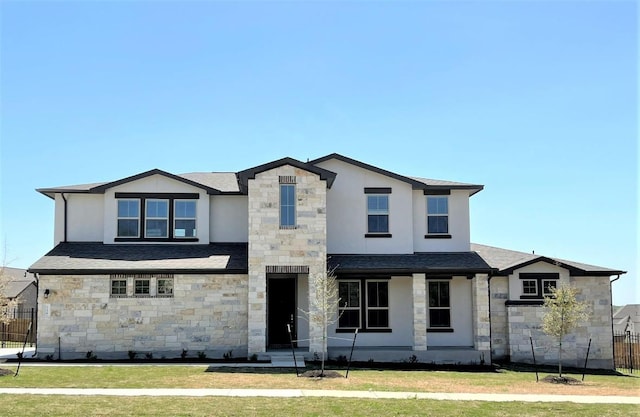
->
[29,154,624,368]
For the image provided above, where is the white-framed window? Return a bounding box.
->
[134,278,150,296]
[519,273,559,299]
[542,280,557,296]
[428,281,451,328]
[280,183,296,228]
[157,278,174,296]
[110,279,127,297]
[174,200,196,238]
[367,195,389,234]
[145,199,169,238]
[522,280,538,295]
[338,279,390,330]
[117,199,140,237]
[427,196,448,234]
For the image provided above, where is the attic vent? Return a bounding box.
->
[279,176,296,184]
[266,265,309,274]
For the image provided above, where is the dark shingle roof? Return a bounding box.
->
[328,252,494,275]
[1,267,37,298]
[29,243,248,274]
[471,243,625,276]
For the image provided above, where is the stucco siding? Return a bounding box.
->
[210,195,248,242]
[413,190,471,252]
[428,276,474,347]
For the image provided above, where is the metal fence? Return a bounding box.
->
[0,307,36,348]
[614,330,640,374]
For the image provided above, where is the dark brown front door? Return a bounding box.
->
[267,275,296,348]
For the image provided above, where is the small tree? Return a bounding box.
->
[300,265,342,376]
[0,266,18,326]
[542,284,589,378]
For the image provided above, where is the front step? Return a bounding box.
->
[266,352,306,367]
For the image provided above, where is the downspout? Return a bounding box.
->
[61,193,68,243]
[32,272,39,357]
[609,274,621,370]
[487,273,493,365]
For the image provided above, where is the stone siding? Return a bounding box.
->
[489,277,509,360]
[472,274,491,362]
[247,166,328,354]
[37,274,248,359]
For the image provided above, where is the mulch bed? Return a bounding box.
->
[0,368,14,377]
[300,370,344,378]
[541,375,582,385]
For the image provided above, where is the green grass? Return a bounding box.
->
[1,396,637,417]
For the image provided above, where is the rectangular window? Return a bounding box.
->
[338,279,390,331]
[134,279,150,295]
[519,273,560,299]
[157,278,174,296]
[522,280,537,295]
[117,200,140,237]
[543,280,557,296]
[427,196,448,234]
[110,279,127,297]
[174,200,196,237]
[145,199,169,238]
[280,184,296,228]
[367,195,389,233]
[428,281,451,328]
[338,281,361,329]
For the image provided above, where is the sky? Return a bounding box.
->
[0,1,637,305]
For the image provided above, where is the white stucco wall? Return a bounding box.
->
[507,262,570,300]
[210,195,248,242]
[413,190,471,252]
[102,174,210,244]
[314,159,414,254]
[427,276,474,347]
[64,194,104,242]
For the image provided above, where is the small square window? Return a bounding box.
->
[522,280,537,295]
[134,279,150,296]
[157,278,174,296]
[110,279,127,297]
[543,280,557,296]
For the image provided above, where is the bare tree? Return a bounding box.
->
[542,284,589,378]
[300,265,342,376]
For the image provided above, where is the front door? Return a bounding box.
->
[267,275,296,348]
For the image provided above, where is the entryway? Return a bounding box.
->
[267,275,297,349]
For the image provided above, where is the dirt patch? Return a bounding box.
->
[0,368,14,377]
[300,370,344,378]
[542,375,582,385]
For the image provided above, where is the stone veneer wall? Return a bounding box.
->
[247,166,328,354]
[507,276,614,369]
[412,273,427,351]
[472,274,491,362]
[37,274,248,359]
[489,277,509,360]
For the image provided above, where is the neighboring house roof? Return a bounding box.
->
[28,242,248,274]
[613,304,640,333]
[1,267,37,299]
[310,153,484,195]
[236,157,337,192]
[328,252,494,275]
[471,243,626,276]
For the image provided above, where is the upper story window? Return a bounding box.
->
[117,200,140,238]
[519,273,559,299]
[364,188,391,237]
[115,193,199,241]
[427,196,448,235]
[280,183,296,228]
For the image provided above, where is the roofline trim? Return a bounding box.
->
[236,157,337,192]
[497,256,626,276]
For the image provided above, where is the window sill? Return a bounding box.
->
[427,328,454,333]
[424,234,452,239]
[115,237,199,242]
[279,225,298,230]
[365,233,392,238]
[336,328,392,333]
[506,300,544,306]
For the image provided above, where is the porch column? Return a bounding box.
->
[472,273,491,358]
[412,273,427,351]
[307,269,325,355]
[247,270,267,354]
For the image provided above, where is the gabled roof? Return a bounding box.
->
[1,267,37,299]
[328,252,494,275]
[613,304,640,333]
[37,169,225,199]
[471,243,626,276]
[237,157,337,193]
[310,153,484,195]
[28,242,248,274]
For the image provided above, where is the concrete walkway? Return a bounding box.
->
[0,388,638,404]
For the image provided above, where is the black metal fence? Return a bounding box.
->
[614,330,639,373]
[0,307,36,348]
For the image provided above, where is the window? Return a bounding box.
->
[115,193,199,241]
[145,199,169,238]
[367,195,389,234]
[519,273,559,299]
[157,278,174,296]
[427,197,448,234]
[117,200,140,237]
[134,279,150,295]
[338,279,390,331]
[110,279,127,297]
[428,281,451,328]
[174,200,196,237]
[280,184,296,228]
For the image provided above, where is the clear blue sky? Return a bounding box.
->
[1,1,637,305]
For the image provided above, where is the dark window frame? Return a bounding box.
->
[337,277,391,333]
[428,280,452,329]
[519,273,560,299]
[115,193,199,242]
[426,196,449,236]
[366,192,391,236]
